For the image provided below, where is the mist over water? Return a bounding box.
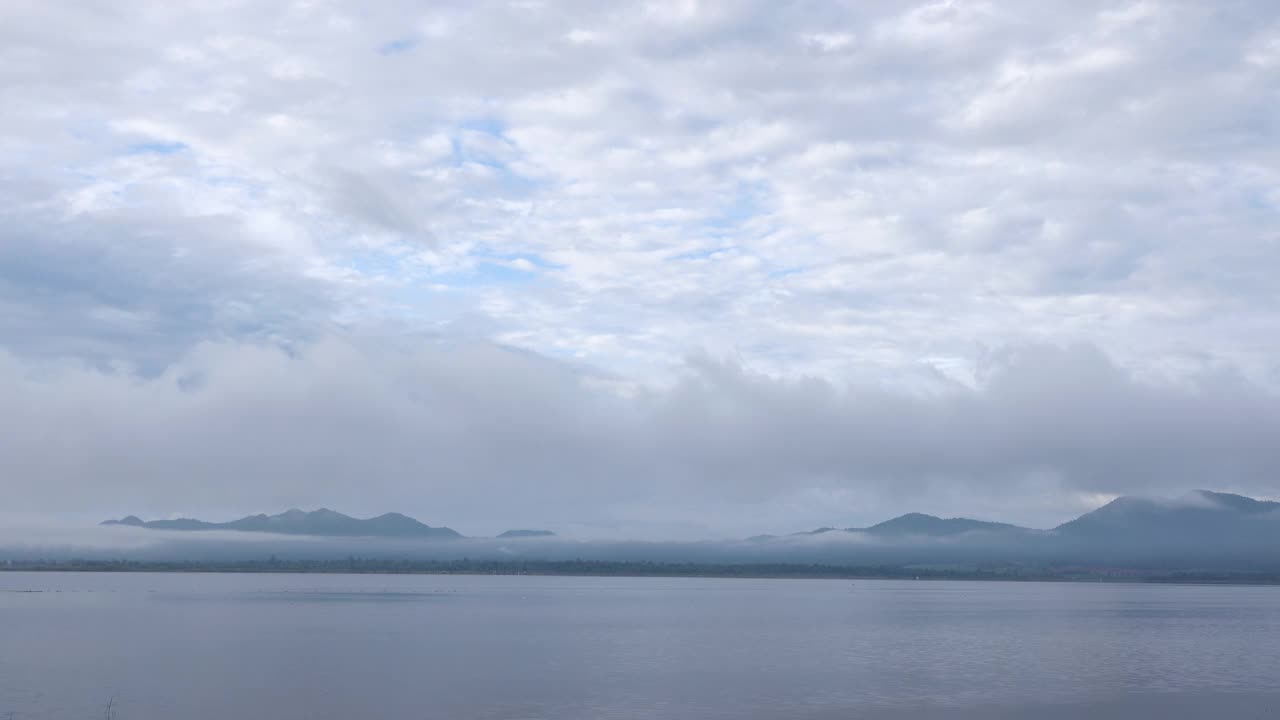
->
[3,573,1278,720]
[8,502,1280,572]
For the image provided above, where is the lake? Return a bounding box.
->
[1,572,1277,719]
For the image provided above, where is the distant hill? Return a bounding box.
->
[862,513,1028,537]
[1053,490,1280,547]
[776,490,1280,550]
[497,529,556,538]
[101,509,463,539]
[791,514,1029,539]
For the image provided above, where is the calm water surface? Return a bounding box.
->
[1,572,1278,719]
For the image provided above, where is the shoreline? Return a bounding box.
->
[4,560,1280,586]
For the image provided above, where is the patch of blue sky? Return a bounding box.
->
[378,37,419,55]
[422,252,559,290]
[343,248,411,278]
[703,180,768,231]
[474,261,537,284]
[456,150,506,171]
[380,282,474,326]
[668,246,733,262]
[124,141,188,155]
[767,266,807,279]
[448,141,545,196]
[480,252,562,271]
[449,141,506,171]
[432,262,536,289]
[459,116,506,136]
[448,116,518,168]
[1241,189,1276,212]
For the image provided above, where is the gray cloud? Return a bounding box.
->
[1,338,1277,538]
[0,206,340,372]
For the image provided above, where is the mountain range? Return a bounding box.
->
[768,489,1280,548]
[101,490,1280,552]
[782,513,1031,539]
[1053,490,1280,547]
[102,509,465,539]
[497,529,557,538]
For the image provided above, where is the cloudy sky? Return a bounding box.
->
[2,0,1279,538]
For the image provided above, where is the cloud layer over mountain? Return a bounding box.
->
[3,340,1277,537]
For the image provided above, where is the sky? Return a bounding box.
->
[1,0,1279,539]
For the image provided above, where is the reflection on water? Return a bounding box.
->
[1,572,1278,719]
